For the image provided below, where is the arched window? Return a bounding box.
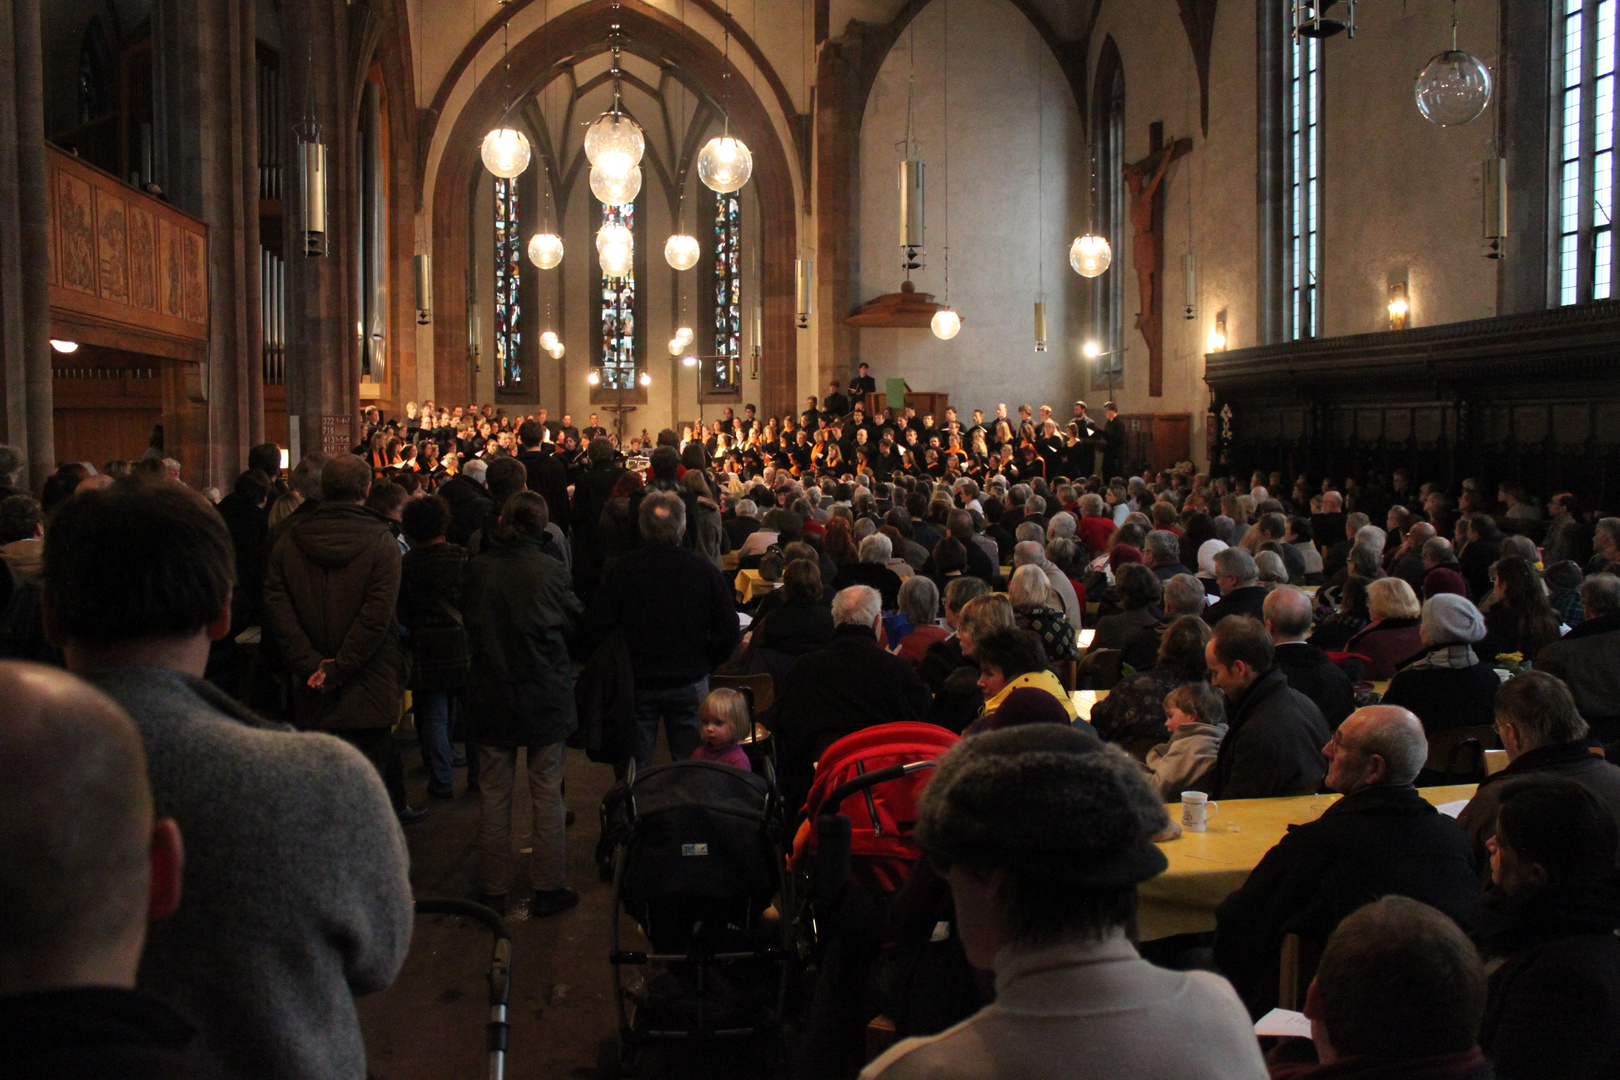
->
[711,190,740,392]
[1091,39,1124,388]
[1285,17,1321,338]
[1555,0,1618,305]
[600,202,636,389]
[494,176,522,388]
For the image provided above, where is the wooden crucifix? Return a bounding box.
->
[1124,123,1193,398]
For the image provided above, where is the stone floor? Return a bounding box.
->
[358,734,628,1080]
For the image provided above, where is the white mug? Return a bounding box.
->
[1181,791,1219,832]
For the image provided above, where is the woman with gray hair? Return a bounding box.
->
[1008,564,1079,661]
[893,575,949,667]
[830,530,903,610]
[862,726,1266,1080]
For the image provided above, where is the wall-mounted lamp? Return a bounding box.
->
[638,371,652,388]
[1388,277,1410,331]
[413,254,431,325]
[1083,340,1102,360]
[49,339,79,353]
[1182,253,1198,320]
[1033,301,1048,353]
[1208,309,1228,352]
[587,369,601,386]
[1483,157,1507,259]
[795,251,814,329]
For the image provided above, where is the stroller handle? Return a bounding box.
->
[820,760,938,817]
[415,898,512,943]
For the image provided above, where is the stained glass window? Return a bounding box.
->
[712,191,740,391]
[1558,0,1617,305]
[1286,19,1320,339]
[600,202,636,389]
[494,176,521,387]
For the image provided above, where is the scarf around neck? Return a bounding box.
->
[1406,643,1478,671]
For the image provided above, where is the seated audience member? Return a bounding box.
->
[1386,521,1437,592]
[724,498,762,550]
[1545,559,1586,629]
[1215,705,1478,1017]
[1474,778,1620,1080]
[1202,547,1268,624]
[832,533,904,611]
[1144,529,1192,580]
[1008,564,1079,662]
[463,491,583,917]
[893,575,949,666]
[691,687,753,771]
[0,663,190,1077]
[1382,593,1501,735]
[1206,615,1331,799]
[1196,538,1229,596]
[1306,576,1372,652]
[1271,897,1492,1080]
[968,627,1082,731]
[1264,586,1356,729]
[1120,572,1207,671]
[1457,671,1620,875]
[1254,549,1290,590]
[1092,563,1164,651]
[1287,517,1325,585]
[861,726,1267,1080]
[1143,680,1228,800]
[1536,573,1620,728]
[1478,555,1563,664]
[43,478,412,1079]
[1091,616,1212,746]
[1013,539,1083,629]
[922,589,1012,734]
[750,558,836,662]
[1458,514,1504,601]
[1344,577,1426,680]
[773,586,931,811]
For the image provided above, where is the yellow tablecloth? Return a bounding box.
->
[1137,783,1478,940]
[1071,689,1110,723]
[734,569,779,603]
[1370,680,1390,697]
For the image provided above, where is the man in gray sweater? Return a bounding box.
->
[43,476,413,1080]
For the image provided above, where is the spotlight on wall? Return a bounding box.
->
[587,368,601,386]
[49,339,79,353]
[638,371,652,387]
[1388,278,1410,331]
[1208,309,1228,352]
[1083,339,1102,360]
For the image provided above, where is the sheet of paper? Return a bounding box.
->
[1435,799,1470,819]
[1254,1008,1313,1038]
[737,612,753,630]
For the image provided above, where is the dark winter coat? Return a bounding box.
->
[396,541,470,692]
[1273,640,1357,729]
[462,531,582,748]
[1456,741,1620,877]
[264,503,405,732]
[1214,783,1480,1017]
[1210,667,1331,799]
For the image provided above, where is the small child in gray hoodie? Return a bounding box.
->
[1144,681,1227,800]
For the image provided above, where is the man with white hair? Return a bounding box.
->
[1265,586,1356,728]
[772,585,931,810]
[439,455,495,546]
[832,532,904,610]
[1144,529,1192,581]
[1214,705,1480,1016]
[1014,539,1082,628]
[723,497,761,550]
[1202,547,1267,624]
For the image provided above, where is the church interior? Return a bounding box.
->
[8,1,1620,1079]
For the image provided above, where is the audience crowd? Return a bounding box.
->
[7,380,1620,1080]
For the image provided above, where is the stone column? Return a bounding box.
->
[0,0,55,488]
[279,0,357,458]
[153,0,261,487]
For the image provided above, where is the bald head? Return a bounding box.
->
[0,662,180,992]
[1264,586,1315,641]
[1407,521,1436,546]
[1327,705,1428,793]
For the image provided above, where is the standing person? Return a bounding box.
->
[463,491,583,916]
[572,437,627,595]
[1101,401,1126,480]
[850,361,877,399]
[263,455,417,821]
[586,491,739,768]
[44,477,412,1080]
[516,419,570,535]
[397,495,473,800]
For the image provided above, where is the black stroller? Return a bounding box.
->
[597,759,794,1078]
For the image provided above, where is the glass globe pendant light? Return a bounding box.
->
[548,340,565,360]
[480,16,530,178]
[1414,0,1493,127]
[527,231,564,269]
[540,330,558,350]
[589,162,642,207]
[668,336,685,356]
[698,135,753,193]
[584,112,645,172]
[675,326,694,347]
[930,309,961,340]
[597,222,633,277]
[665,232,700,270]
[1069,233,1112,278]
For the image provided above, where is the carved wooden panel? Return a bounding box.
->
[1553,404,1590,445]
[47,146,207,345]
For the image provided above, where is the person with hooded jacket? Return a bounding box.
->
[462,490,584,917]
[264,454,410,814]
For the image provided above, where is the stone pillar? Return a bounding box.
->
[814,34,867,398]
[280,0,357,456]
[153,0,261,487]
[0,0,55,488]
